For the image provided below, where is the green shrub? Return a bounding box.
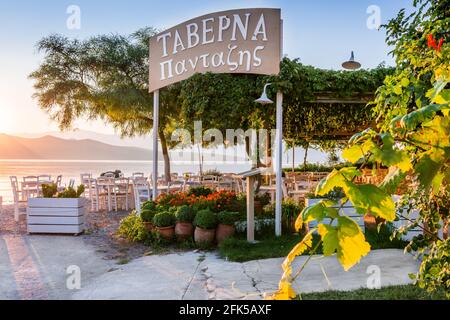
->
[175,206,196,223]
[118,212,148,242]
[255,193,271,206]
[42,184,58,198]
[153,211,176,228]
[217,211,240,226]
[141,208,157,223]
[188,186,213,197]
[264,199,304,233]
[142,200,157,211]
[194,209,218,229]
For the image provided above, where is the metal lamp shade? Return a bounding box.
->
[255,83,274,105]
[342,51,361,70]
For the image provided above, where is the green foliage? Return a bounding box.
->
[273,0,450,300]
[118,212,149,243]
[187,186,213,197]
[301,285,448,300]
[42,183,85,198]
[152,211,176,228]
[218,234,317,263]
[217,211,240,226]
[193,209,218,230]
[413,239,450,298]
[264,199,305,233]
[42,184,58,198]
[175,205,196,223]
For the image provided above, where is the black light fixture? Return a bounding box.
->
[342,51,361,70]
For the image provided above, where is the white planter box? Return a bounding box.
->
[305,198,365,231]
[305,196,444,241]
[27,198,86,235]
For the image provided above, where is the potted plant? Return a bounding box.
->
[216,211,239,243]
[255,193,270,215]
[153,211,176,240]
[175,205,196,240]
[193,209,218,245]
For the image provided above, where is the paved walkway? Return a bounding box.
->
[0,234,420,300]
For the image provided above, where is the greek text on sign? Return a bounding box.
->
[149,8,281,92]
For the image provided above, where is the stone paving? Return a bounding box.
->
[0,231,420,300]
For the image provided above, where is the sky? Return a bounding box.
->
[0,0,415,136]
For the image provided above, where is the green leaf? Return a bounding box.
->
[318,224,339,256]
[345,183,396,221]
[415,149,446,190]
[379,168,407,194]
[318,218,371,271]
[401,78,410,87]
[400,104,447,131]
[393,85,403,95]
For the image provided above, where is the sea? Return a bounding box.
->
[0,159,253,204]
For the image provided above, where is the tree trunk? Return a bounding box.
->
[159,129,171,183]
[292,146,295,173]
[303,143,309,168]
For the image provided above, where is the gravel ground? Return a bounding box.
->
[0,203,150,262]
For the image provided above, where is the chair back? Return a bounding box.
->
[80,173,92,184]
[68,179,75,188]
[132,172,145,179]
[132,179,151,212]
[23,176,38,183]
[10,176,20,202]
[38,175,52,183]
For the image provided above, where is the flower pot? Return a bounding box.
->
[216,224,235,244]
[175,222,194,240]
[144,222,154,233]
[156,226,175,240]
[254,200,263,215]
[194,227,215,244]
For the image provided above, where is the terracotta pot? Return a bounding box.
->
[143,222,154,233]
[254,200,263,215]
[175,222,194,240]
[156,226,175,240]
[216,224,235,244]
[194,227,215,244]
[364,214,386,231]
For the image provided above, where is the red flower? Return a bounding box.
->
[437,38,444,51]
[427,34,445,51]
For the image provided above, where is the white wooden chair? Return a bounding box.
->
[87,178,107,212]
[112,178,130,211]
[10,176,27,221]
[22,176,39,199]
[132,172,145,179]
[132,179,152,213]
[80,173,92,198]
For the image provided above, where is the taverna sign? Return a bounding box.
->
[149,8,282,92]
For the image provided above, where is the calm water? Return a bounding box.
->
[0,160,252,204]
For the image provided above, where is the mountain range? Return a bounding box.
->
[0,134,157,160]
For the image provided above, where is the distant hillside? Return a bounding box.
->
[0,134,157,160]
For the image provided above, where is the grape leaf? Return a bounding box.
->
[345,183,396,221]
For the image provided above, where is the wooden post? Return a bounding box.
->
[247,176,255,242]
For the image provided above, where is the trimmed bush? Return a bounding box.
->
[141,208,156,223]
[194,209,218,230]
[176,206,196,223]
[142,200,157,211]
[153,211,176,228]
[217,211,240,226]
